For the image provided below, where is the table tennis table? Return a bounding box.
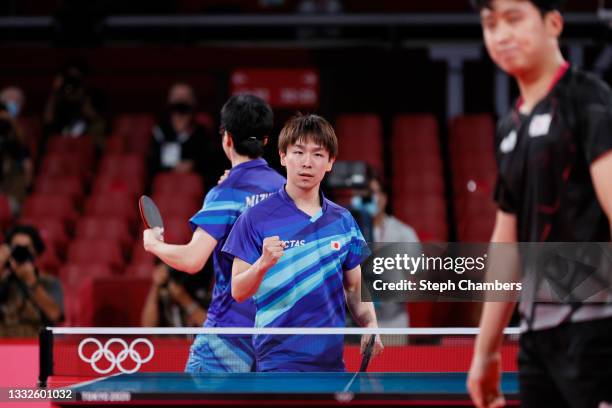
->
[53,371,519,407]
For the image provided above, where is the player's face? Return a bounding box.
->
[280,138,334,191]
[480,0,561,76]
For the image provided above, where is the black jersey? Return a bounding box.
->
[494,65,612,243]
[494,65,612,330]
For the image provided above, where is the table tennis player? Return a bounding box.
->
[143,94,285,373]
[467,1,612,407]
[224,114,384,372]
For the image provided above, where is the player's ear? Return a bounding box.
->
[279,150,287,166]
[223,132,232,148]
[325,156,335,172]
[262,136,269,146]
[545,10,563,38]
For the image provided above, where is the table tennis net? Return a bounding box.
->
[41,327,519,385]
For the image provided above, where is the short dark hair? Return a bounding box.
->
[471,0,565,13]
[278,114,338,159]
[5,224,46,255]
[369,170,388,195]
[220,94,273,159]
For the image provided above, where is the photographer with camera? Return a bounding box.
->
[141,259,209,328]
[0,101,33,216]
[43,61,107,150]
[0,225,64,337]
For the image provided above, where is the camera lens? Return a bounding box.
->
[11,245,33,264]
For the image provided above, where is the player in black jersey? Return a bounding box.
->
[467,1,612,407]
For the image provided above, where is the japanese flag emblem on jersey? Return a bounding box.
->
[529,113,552,138]
[330,241,341,251]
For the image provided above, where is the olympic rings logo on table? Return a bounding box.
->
[78,338,155,375]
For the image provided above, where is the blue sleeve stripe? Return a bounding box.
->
[203,200,245,212]
[191,215,238,225]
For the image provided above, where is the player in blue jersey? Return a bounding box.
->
[223,114,383,372]
[143,94,285,372]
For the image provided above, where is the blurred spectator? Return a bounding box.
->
[43,61,107,150]
[0,225,64,337]
[148,83,213,177]
[0,86,25,121]
[141,260,210,327]
[370,177,420,338]
[371,177,420,245]
[0,101,33,215]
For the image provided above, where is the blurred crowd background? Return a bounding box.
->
[0,0,610,337]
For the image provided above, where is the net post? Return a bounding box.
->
[38,327,54,388]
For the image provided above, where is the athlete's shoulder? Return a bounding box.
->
[261,164,286,180]
[566,68,612,106]
[324,199,355,222]
[241,189,285,219]
[204,184,223,202]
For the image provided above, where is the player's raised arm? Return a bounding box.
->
[144,227,217,274]
[231,236,285,302]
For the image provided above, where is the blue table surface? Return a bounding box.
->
[72,372,518,396]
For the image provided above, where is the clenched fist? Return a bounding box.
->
[260,236,285,270]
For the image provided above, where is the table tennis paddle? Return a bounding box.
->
[341,335,378,394]
[359,335,377,372]
[139,195,164,230]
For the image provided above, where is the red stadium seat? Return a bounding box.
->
[75,217,134,254]
[85,192,138,225]
[59,263,115,289]
[67,239,126,271]
[455,194,497,242]
[19,217,69,257]
[195,112,215,136]
[105,133,125,154]
[98,154,146,179]
[392,171,445,195]
[39,153,91,180]
[392,114,440,153]
[448,115,497,193]
[21,193,79,231]
[60,264,116,326]
[113,113,155,155]
[125,262,155,278]
[75,276,151,327]
[0,194,11,231]
[92,174,145,197]
[449,115,498,241]
[36,245,62,276]
[335,114,384,171]
[34,175,85,207]
[164,216,193,244]
[131,243,156,268]
[151,193,200,219]
[18,115,42,161]
[393,194,448,241]
[152,172,204,200]
[449,114,496,154]
[46,135,95,163]
[113,113,156,136]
